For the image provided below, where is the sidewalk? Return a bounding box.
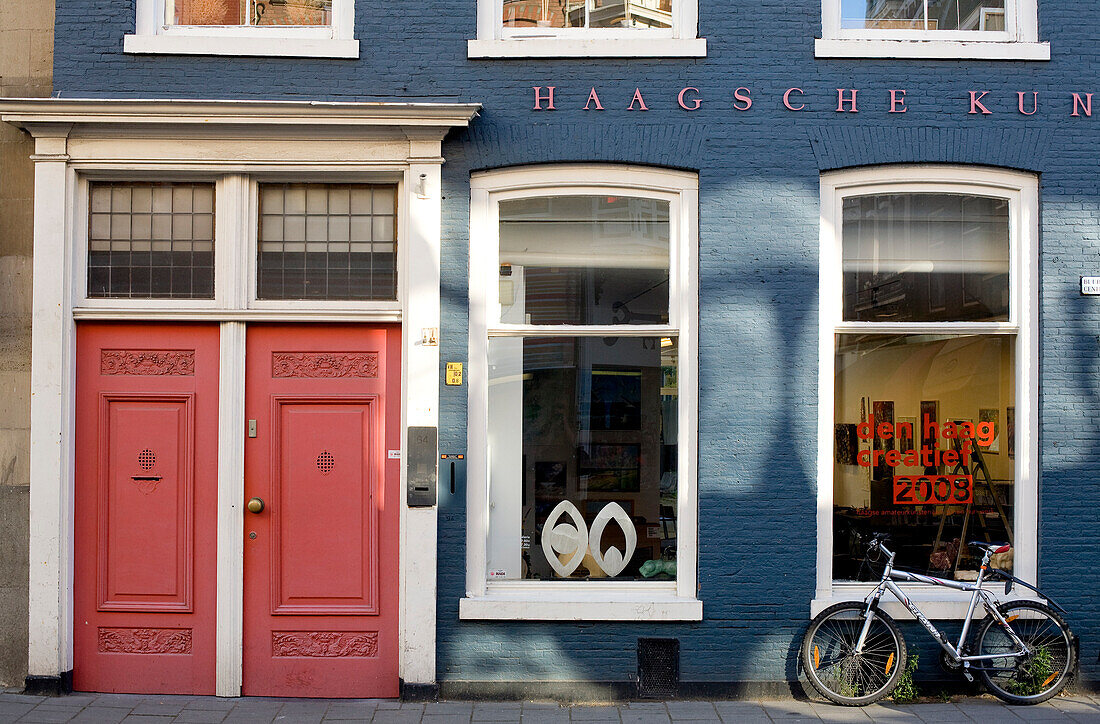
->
[3,692,1100,724]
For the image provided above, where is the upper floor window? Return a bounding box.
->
[469,0,705,57]
[125,0,358,58]
[816,0,1048,59]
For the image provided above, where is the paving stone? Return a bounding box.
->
[422,715,474,724]
[808,702,871,721]
[425,702,473,716]
[619,713,671,724]
[131,702,189,717]
[324,702,382,721]
[0,702,37,719]
[183,700,240,712]
[68,709,131,724]
[566,706,619,722]
[520,711,570,724]
[172,708,231,723]
[760,701,821,719]
[1,695,47,705]
[88,696,141,709]
[471,704,521,722]
[860,703,922,722]
[117,717,177,724]
[369,711,424,723]
[906,703,971,723]
[16,706,84,723]
[664,701,717,720]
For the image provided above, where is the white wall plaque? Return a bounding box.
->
[1082,277,1100,295]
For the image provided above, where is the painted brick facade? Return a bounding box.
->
[51,0,1100,689]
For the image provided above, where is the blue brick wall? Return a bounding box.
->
[54,0,1100,686]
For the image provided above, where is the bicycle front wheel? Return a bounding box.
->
[973,600,1074,705]
[801,602,907,706]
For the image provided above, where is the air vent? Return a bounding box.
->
[638,637,679,698]
[138,449,156,470]
[317,451,335,475]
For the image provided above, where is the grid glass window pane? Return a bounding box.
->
[842,193,1009,323]
[498,195,670,325]
[87,182,215,299]
[257,183,397,301]
[841,0,1006,30]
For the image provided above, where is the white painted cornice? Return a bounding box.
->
[0,98,482,138]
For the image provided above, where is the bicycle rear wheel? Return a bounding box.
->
[801,602,907,706]
[973,601,1074,705]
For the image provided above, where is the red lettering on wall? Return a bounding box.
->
[733,87,752,111]
[1072,92,1093,117]
[678,87,702,111]
[969,91,993,115]
[628,88,649,111]
[532,86,556,111]
[836,89,858,113]
[1018,92,1039,116]
[783,88,805,111]
[889,89,907,113]
[583,88,604,111]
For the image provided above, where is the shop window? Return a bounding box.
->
[469,0,704,57]
[463,166,700,620]
[257,183,397,301]
[125,0,357,58]
[817,167,1037,614]
[816,0,1047,59]
[87,182,215,299]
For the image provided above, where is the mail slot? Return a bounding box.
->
[406,426,437,507]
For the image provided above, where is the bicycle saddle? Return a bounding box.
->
[968,541,1011,554]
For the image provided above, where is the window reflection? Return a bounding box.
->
[841,0,1006,30]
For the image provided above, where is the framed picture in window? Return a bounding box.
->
[578,443,641,492]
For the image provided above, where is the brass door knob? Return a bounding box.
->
[247,497,265,514]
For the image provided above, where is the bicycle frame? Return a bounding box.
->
[853,543,1031,671]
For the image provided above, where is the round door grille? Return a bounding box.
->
[138,449,156,470]
[317,451,335,475]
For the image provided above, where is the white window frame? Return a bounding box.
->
[468,0,705,57]
[814,166,1039,620]
[816,0,1049,60]
[125,0,358,58]
[461,165,701,621]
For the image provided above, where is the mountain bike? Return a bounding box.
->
[801,534,1074,706]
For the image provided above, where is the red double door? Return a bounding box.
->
[74,323,400,697]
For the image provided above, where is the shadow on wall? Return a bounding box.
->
[434,167,824,692]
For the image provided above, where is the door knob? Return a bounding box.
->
[247,497,265,514]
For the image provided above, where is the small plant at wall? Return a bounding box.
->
[1005,646,1055,697]
[891,653,920,703]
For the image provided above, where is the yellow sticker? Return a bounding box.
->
[445,362,464,386]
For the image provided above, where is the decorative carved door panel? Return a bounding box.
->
[242,325,400,697]
[74,323,220,694]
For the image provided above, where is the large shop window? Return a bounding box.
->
[125,0,358,57]
[816,0,1047,59]
[462,166,700,621]
[816,167,1038,617]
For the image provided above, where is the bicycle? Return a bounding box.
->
[801,534,1075,706]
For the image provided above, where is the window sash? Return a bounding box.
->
[822,0,1025,42]
[467,166,699,607]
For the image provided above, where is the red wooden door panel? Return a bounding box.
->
[74,323,219,695]
[243,325,400,698]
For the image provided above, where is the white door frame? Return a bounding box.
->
[0,98,479,696]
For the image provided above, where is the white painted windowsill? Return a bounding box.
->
[467,37,706,58]
[811,589,1042,620]
[123,34,360,59]
[815,38,1050,60]
[459,595,703,621]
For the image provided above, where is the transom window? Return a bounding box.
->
[816,167,1038,615]
[503,0,671,30]
[81,177,400,307]
[463,166,700,621]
